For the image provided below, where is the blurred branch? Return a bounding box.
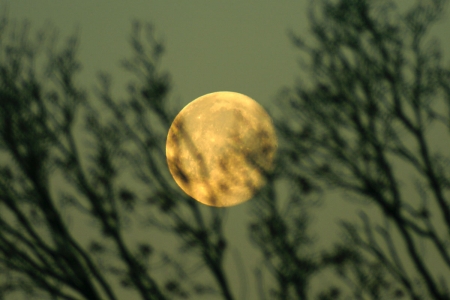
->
[281,0,450,298]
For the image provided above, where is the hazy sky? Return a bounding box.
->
[3,1,450,299]
[5,1,311,108]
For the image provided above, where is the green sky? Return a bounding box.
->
[4,1,450,299]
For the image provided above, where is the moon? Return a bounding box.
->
[166,91,277,207]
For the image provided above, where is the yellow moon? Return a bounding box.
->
[166,91,277,207]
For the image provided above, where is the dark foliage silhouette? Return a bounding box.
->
[0,0,449,299]
[277,0,450,298]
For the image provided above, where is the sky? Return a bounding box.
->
[3,0,450,299]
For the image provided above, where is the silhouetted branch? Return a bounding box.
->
[280,0,450,298]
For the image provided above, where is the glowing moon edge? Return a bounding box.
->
[166,91,277,207]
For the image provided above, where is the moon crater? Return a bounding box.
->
[166,91,277,207]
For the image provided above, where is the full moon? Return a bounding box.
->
[166,91,277,207]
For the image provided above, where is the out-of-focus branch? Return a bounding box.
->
[281,0,450,298]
